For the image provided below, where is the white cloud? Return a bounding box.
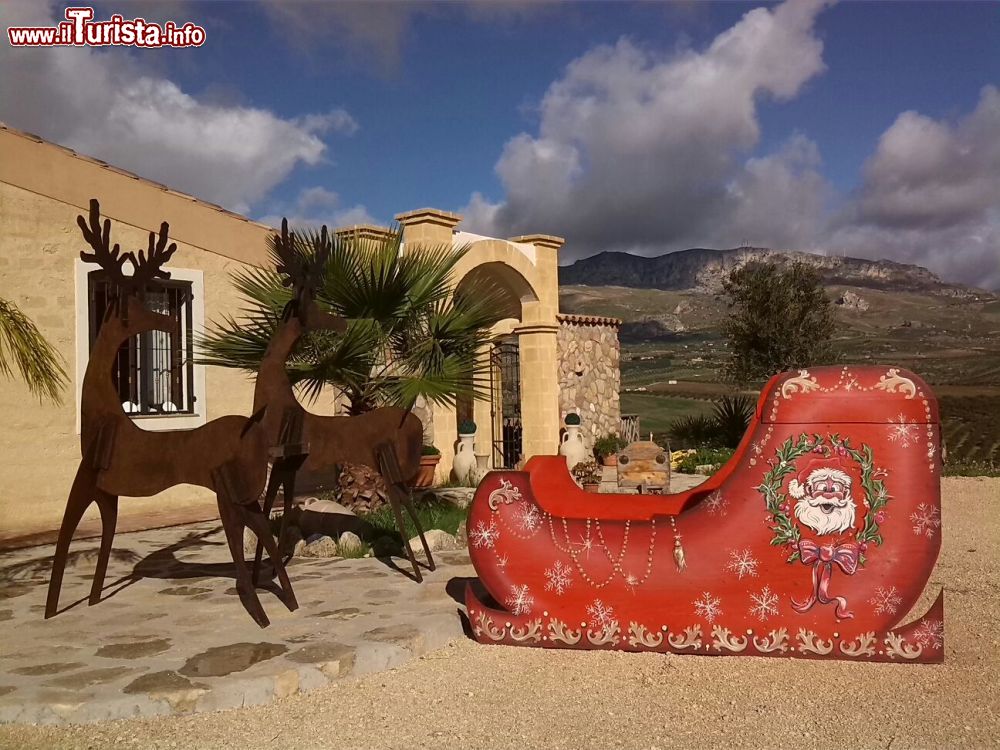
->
[829,85,1000,289]
[462,0,996,289]
[0,0,355,214]
[462,0,832,255]
[257,186,376,231]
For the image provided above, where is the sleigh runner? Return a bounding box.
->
[465,366,945,663]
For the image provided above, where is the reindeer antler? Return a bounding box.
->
[129,221,176,288]
[77,198,129,286]
[273,219,332,313]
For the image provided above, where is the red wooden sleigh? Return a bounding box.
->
[464,366,944,663]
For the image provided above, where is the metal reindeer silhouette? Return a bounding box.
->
[249,220,434,583]
[47,201,433,629]
[46,199,295,627]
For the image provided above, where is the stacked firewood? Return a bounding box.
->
[334,463,390,513]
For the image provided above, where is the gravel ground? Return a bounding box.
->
[2,477,998,750]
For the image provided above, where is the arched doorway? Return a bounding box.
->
[490,336,521,468]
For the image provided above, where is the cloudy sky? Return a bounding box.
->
[2,1,999,289]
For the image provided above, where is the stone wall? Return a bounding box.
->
[557,314,622,451]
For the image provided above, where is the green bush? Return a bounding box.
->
[459,419,477,434]
[675,447,735,474]
[421,444,441,456]
[565,412,582,425]
[357,497,467,556]
[669,414,723,448]
[712,395,754,447]
[668,394,754,449]
[943,459,999,477]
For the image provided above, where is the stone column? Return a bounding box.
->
[395,208,464,481]
[516,322,560,461]
[395,207,462,247]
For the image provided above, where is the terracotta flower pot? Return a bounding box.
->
[601,454,618,467]
[583,482,600,493]
[413,454,440,488]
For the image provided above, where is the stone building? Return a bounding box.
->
[557,314,623,451]
[0,124,620,542]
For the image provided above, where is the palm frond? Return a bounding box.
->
[0,297,68,403]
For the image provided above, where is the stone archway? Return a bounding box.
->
[394,209,563,482]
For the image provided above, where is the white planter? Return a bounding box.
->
[453,433,477,485]
[560,424,588,469]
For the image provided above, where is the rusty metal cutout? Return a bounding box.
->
[46,201,429,628]
[250,220,433,583]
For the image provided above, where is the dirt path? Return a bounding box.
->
[2,477,998,750]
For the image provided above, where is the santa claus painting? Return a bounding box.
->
[788,459,857,537]
[786,454,864,619]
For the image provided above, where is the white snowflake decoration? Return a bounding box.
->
[496,553,509,570]
[513,501,541,532]
[543,560,573,595]
[573,531,597,558]
[469,520,500,549]
[624,572,639,593]
[913,619,944,650]
[910,503,941,537]
[586,599,618,636]
[705,491,729,516]
[726,548,759,580]
[504,584,534,616]
[869,585,903,615]
[693,591,723,623]
[748,586,779,621]
[887,413,918,448]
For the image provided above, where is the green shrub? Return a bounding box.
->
[943,459,999,477]
[565,412,581,425]
[669,414,724,448]
[421,444,441,456]
[712,395,754,447]
[675,447,735,474]
[668,394,754,449]
[356,497,467,556]
[459,419,477,434]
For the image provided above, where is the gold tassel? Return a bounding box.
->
[674,539,687,571]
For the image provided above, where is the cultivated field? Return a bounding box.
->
[563,284,1000,471]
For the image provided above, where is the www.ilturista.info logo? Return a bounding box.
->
[7,7,206,48]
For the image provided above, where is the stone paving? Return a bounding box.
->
[0,473,706,726]
[0,522,475,725]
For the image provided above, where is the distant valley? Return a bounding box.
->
[558,247,1000,469]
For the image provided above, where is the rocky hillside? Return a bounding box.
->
[560,247,990,298]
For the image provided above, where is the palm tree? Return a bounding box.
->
[0,296,68,403]
[199,224,509,414]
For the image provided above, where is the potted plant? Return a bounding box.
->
[572,459,602,492]
[594,432,626,467]
[413,445,441,488]
[454,419,477,484]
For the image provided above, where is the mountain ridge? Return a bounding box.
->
[559,247,992,298]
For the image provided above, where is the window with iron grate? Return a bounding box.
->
[88,271,196,416]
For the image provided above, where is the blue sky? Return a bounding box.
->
[2,1,999,287]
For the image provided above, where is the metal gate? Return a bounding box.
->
[490,339,522,469]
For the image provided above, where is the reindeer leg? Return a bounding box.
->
[46,464,98,618]
[88,491,119,605]
[387,491,423,583]
[252,466,283,585]
[276,468,299,567]
[243,505,297,613]
[216,494,269,628]
[402,496,435,573]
